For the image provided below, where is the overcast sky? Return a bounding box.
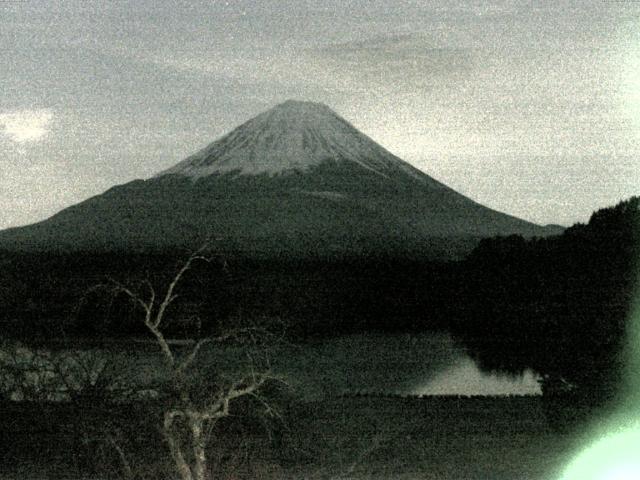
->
[1,0,639,229]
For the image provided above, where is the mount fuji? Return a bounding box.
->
[0,100,561,258]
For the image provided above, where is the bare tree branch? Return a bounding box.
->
[176,338,212,377]
[155,246,210,329]
[106,433,134,480]
[80,243,283,480]
[106,278,153,323]
[146,322,176,369]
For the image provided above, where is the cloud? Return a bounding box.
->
[0,109,54,143]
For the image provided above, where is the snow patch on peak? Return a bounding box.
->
[158,100,433,184]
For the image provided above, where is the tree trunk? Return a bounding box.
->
[191,416,209,480]
[164,412,194,480]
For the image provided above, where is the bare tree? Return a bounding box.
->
[103,246,283,480]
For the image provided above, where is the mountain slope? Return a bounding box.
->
[0,100,561,258]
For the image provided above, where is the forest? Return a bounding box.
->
[451,196,639,406]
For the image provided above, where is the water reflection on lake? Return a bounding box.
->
[278,333,541,398]
[411,356,541,396]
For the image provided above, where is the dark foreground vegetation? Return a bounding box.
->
[1,395,581,480]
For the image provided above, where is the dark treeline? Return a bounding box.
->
[450,196,639,403]
[0,248,458,340]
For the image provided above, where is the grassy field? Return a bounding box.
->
[0,395,591,480]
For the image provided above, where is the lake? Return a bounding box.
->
[274,333,541,398]
[0,332,541,401]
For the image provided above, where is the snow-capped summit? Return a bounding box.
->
[159,100,424,180]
